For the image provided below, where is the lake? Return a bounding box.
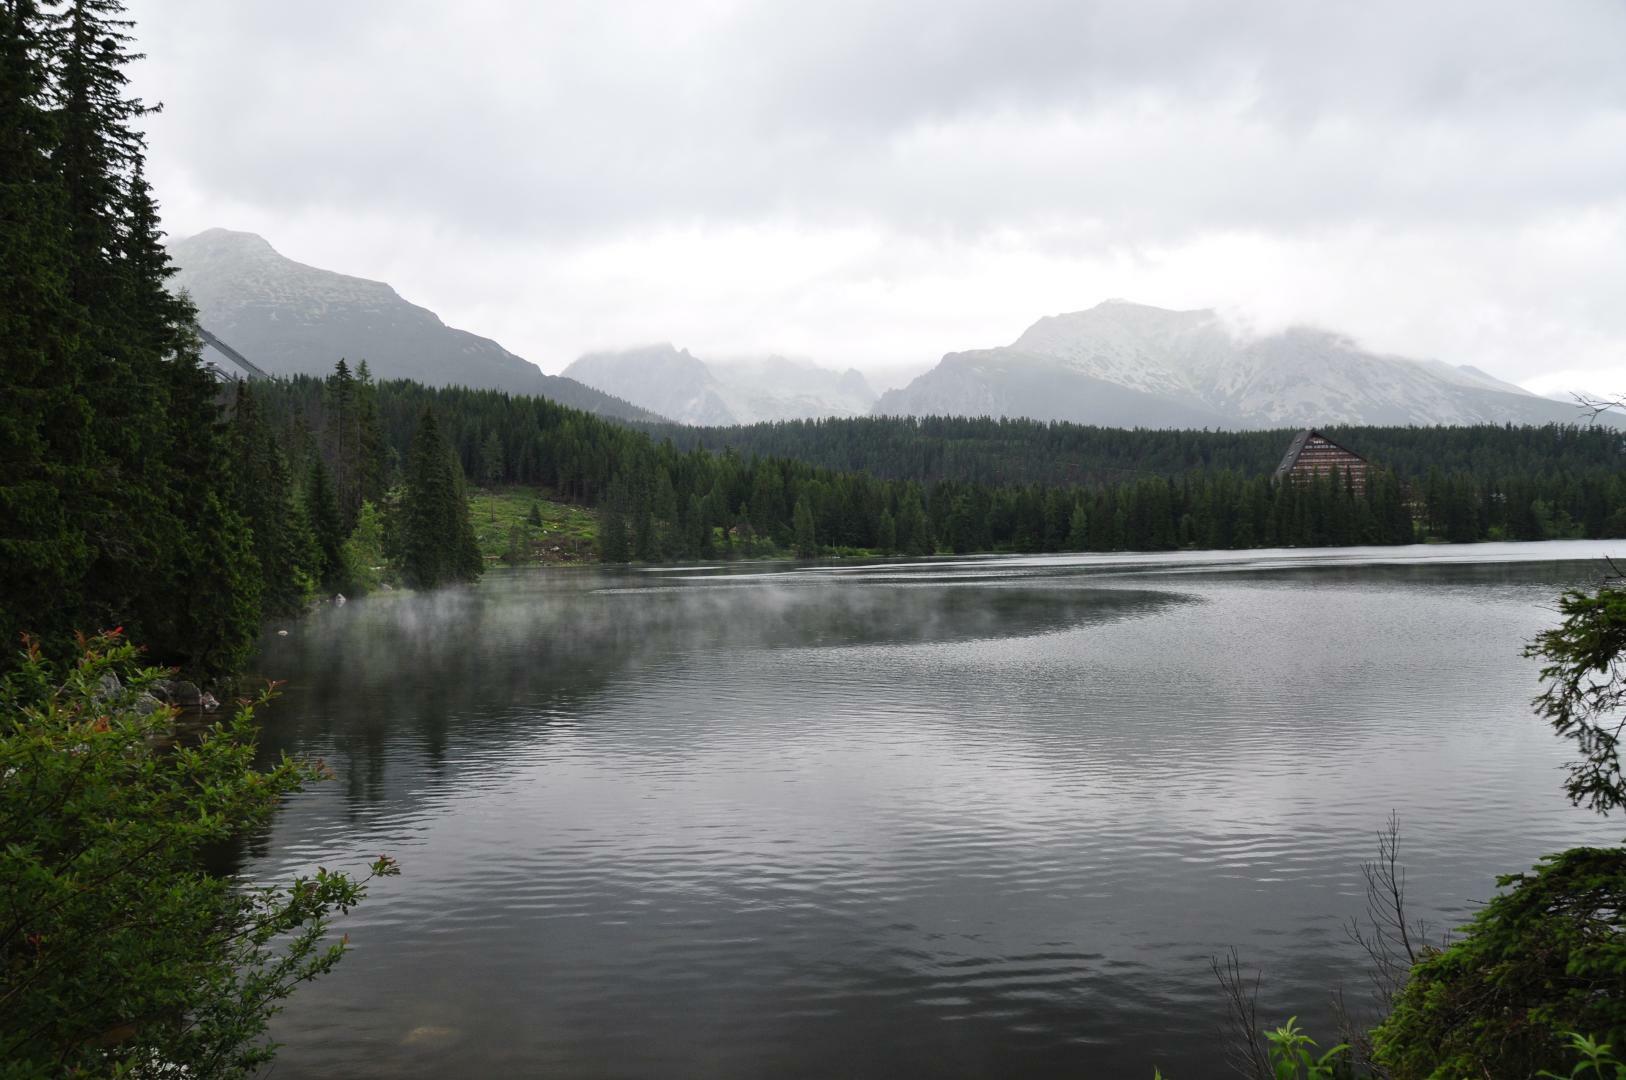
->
[242,540,1624,1077]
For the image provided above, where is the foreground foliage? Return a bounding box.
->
[1369,580,1626,1076]
[0,633,396,1077]
[1370,847,1626,1078]
[1527,585,1626,815]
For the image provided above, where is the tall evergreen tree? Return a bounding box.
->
[304,454,345,593]
[230,382,309,614]
[353,359,389,504]
[1,0,259,675]
[792,495,817,558]
[479,429,504,487]
[0,0,93,656]
[876,507,896,553]
[323,358,360,527]
[399,409,481,588]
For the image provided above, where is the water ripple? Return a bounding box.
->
[244,545,1623,1078]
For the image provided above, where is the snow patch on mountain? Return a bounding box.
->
[878,300,1618,429]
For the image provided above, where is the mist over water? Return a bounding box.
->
[244,542,1624,1077]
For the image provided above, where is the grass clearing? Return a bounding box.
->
[468,486,599,565]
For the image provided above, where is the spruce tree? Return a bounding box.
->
[1,0,259,675]
[480,429,504,487]
[0,0,93,658]
[1066,504,1088,551]
[446,438,483,580]
[400,409,482,588]
[598,502,630,563]
[792,495,817,557]
[304,455,345,593]
[323,359,359,527]
[230,382,308,614]
[876,508,896,553]
[353,359,389,504]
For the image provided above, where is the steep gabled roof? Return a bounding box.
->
[1273,428,1367,478]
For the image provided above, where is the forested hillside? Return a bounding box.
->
[258,375,1626,567]
[650,415,1625,488]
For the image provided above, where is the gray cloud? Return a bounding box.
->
[128,1,1626,392]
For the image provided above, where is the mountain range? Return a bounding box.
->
[167,232,1614,431]
[563,345,876,425]
[876,300,1616,429]
[166,229,664,423]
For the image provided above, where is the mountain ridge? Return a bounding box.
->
[166,228,666,424]
[877,300,1620,429]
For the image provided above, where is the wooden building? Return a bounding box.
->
[1273,429,1369,492]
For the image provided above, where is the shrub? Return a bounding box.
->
[1371,846,1626,1078]
[0,632,396,1077]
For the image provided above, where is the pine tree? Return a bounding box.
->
[876,508,896,553]
[353,359,389,504]
[0,0,260,675]
[323,358,360,527]
[0,0,94,657]
[792,495,817,558]
[479,429,504,487]
[53,0,149,310]
[399,409,482,588]
[1066,504,1088,551]
[171,489,261,675]
[230,383,308,614]
[446,440,483,580]
[304,455,345,593]
[896,486,933,556]
[632,507,657,561]
[598,501,630,563]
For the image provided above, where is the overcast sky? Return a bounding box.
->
[128,0,1625,395]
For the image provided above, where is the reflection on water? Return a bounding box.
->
[245,540,1624,1077]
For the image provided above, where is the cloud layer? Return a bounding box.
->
[129,0,1626,396]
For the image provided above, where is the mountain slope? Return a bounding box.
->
[878,300,1620,428]
[873,348,1231,428]
[564,345,738,426]
[167,229,664,423]
[563,345,876,425]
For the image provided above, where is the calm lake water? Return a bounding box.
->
[243,541,1624,1078]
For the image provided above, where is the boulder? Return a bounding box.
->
[93,672,123,702]
[151,679,203,706]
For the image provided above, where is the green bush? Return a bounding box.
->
[0,632,396,1077]
[1371,847,1626,1078]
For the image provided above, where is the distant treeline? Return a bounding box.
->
[257,378,1626,563]
[646,415,1626,488]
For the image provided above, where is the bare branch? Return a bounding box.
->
[1210,947,1271,1080]
[1572,392,1626,424]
